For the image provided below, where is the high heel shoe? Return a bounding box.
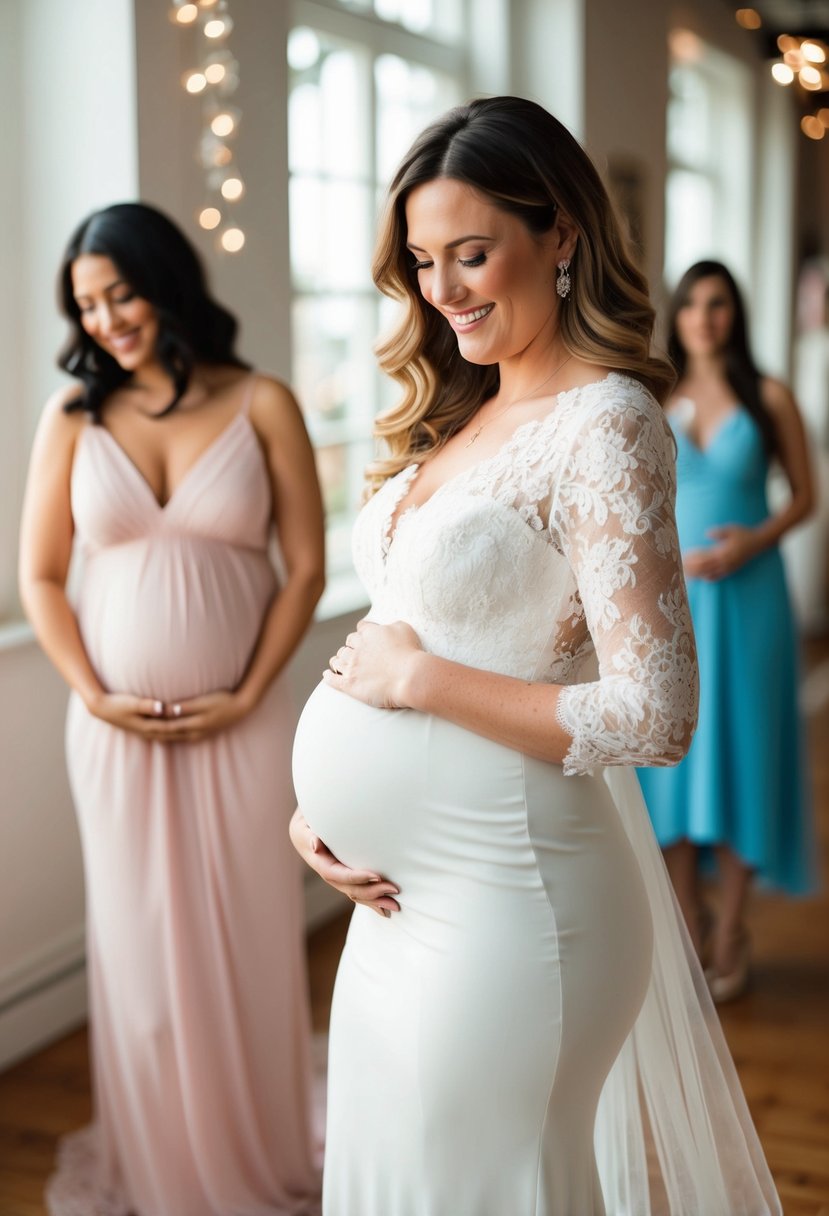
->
[707,928,750,1004]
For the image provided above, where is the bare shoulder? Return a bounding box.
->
[248,373,306,438]
[34,382,87,452]
[760,375,796,417]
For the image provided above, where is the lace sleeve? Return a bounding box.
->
[552,386,698,776]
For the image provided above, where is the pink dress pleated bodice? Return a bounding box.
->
[47,391,322,1216]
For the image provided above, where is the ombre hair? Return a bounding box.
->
[367,95,674,491]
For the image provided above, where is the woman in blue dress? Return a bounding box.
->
[638,260,816,1003]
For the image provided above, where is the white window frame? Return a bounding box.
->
[665,41,753,292]
[289,0,469,615]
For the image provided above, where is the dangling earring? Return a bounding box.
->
[556,258,571,299]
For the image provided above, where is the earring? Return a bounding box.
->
[556,259,571,299]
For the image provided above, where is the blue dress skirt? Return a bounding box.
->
[637,407,816,892]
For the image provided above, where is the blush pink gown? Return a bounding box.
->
[46,388,321,1216]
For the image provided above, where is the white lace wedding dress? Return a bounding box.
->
[292,373,781,1215]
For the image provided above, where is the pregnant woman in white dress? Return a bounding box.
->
[291,97,781,1214]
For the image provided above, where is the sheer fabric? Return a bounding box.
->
[333,372,780,1213]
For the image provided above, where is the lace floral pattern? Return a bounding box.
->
[354,373,698,776]
[45,1126,130,1216]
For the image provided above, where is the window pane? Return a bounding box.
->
[665,169,715,286]
[290,177,374,292]
[373,0,463,40]
[288,31,370,179]
[292,295,378,435]
[667,64,710,169]
[375,54,459,183]
[315,441,374,537]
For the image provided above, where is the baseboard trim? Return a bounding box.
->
[0,964,88,1071]
[0,881,345,1072]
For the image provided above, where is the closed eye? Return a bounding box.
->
[409,253,487,271]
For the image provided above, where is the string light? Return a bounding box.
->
[771,62,795,84]
[799,65,823,89]
[204,17,232,39]
[199,207,222,229]
[210,111,237,137]
[173,1,246,253]
[754,27,829,138]
[801,115,825,140]
[220,176,244,200]
[172,3,199,24]
[734,8,761,30]
[802,41,826,64]
[184,70,207,93]
[220,227,245,252]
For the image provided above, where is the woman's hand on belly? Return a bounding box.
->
[86,690,171,737]
[138,689,254,742]
[323,619,423,709]
[289,808,401,917]
[86,688,252,741]
[684,523,762,580]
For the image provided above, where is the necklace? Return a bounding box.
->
[465,354,574,447]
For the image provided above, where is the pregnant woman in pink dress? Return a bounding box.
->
[19,203,324,1216]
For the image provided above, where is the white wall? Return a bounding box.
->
[1,0,810,1070]
[0,0,140,1068]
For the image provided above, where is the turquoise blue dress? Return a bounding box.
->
[637,406,816,892]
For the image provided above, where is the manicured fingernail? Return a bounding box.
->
[171,703,182,717]
[382,909,391,918]
[152,700,163,715]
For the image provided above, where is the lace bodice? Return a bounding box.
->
[353,373,698,775]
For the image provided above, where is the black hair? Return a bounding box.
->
[58,201,249,421]
[668,260,778,457]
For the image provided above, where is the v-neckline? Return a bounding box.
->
[89,411,251,511]
[384,372,623,553]
[669,398,742,455]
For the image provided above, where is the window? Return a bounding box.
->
[664,36,752,290]
[288,0,465,595]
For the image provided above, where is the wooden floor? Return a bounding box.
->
[1,641,828,1216]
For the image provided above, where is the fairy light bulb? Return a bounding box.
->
[802,41,826,64]
[199,207,222,230]
[801,115,825,139]
[221,227,245,252]
[205,17,233,39]
[211,112,236,137]
[172,3,198,24]
[205,62,227,84]
[771,62,794,84]
[184,71,207,94]
[220,176,244,200]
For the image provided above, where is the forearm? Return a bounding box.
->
[751,493,814,553]
[236,567,325,709]
[21,580,106,707]
[402,652,571,764]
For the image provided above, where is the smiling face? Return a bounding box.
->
[404,178,570,367]
[674,274,736,359]
[71,254,160,373]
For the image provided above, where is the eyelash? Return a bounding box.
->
[79,292,135,314]
[411,252,488,271]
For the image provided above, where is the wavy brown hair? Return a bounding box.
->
[367,95,674,491]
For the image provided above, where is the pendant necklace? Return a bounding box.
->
[465,354,574,448]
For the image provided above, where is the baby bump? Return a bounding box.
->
[292,681,432,873]
[293,683,556,894]
[76,537,276,702]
